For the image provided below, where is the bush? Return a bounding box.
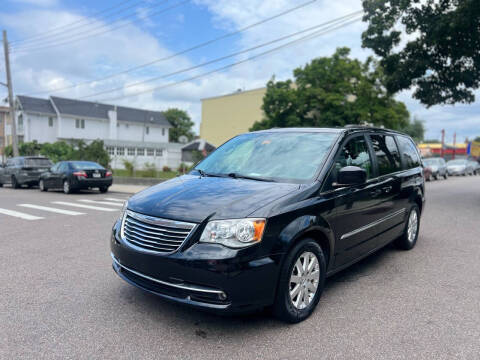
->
[122,159,135,177]
[177,163,189,173]
[162,165,172,172]
[143,162,157,178]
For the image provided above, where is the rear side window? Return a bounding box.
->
[369,134,402,176]
[397,136,421,169]
[25,158,52,167]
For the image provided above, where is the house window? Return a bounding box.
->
[106,146,115,156]
[48,117,54,127]
[18,114,23,130]
[155,149,163,157]
[147,148,154,156]
[146,126,149,135]
[127,147,135,156]
[117,147,125,156]
[76,119,85,129]
[162,128,165,136]
[137,148,145,156]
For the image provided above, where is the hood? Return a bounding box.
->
[127,175,300,223]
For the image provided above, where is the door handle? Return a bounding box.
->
[369,189,382,197]
[383,186,393,193]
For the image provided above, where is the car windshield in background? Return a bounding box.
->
[447,160,466,165]
[25,158,52,167]
[424,159,440,165]
[71,161,104,170]
[194,132,338,183]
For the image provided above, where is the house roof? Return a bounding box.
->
[17,95,56,115]
[50,96,171,127]
[17,95,171,127]
[182,139,216,152]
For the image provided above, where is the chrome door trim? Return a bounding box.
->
[340,208,406,240]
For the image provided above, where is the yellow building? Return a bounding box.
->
[200,87,266,147]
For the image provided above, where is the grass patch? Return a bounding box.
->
[113,169,180,179]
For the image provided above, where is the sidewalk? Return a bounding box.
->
[110,184,150,194]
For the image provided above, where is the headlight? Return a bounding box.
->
[199,218,266,249]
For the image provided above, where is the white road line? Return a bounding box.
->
[0,208,44,220]
[18,204,85,216]
[79,199,123,207]
[51,201,118,212]
[104,198,126,202]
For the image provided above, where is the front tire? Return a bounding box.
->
[11,176,20,189]
[443,172,448,180]
[395,205,420,250]
[63,180,72,194]
[273,238,326,323]
[39,179,48,192]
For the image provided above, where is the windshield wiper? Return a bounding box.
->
[195,169,222,178]
[227,173,275,182]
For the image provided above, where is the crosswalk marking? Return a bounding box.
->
[79,199,123,207]
[104,198,126,202]
[52,201,118,212]
[18,204,85,216]
[0,208,44,220]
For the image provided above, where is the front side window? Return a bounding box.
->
[397,136,421,169]
[325,136,373,190]
[195,132,338,183]
[370,134,402,176]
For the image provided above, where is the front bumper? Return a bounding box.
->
[110,221,280,313]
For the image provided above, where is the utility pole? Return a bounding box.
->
[452,132,456,160]
[440,129,445,158]
[2,30,19,157]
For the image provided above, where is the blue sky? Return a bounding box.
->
[0,0,479,142]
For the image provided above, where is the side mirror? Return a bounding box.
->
[334,166,367,187]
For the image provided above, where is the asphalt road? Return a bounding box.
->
[1,176,479,359]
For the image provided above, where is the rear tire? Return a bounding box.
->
[443,173,448,180]
[99,186,109,193]
[394,205,420,250]
[63,180,72,194]
[273,238,326,323]
[433,173,438,180]
[11,176,20,189]
[39,179,48,192]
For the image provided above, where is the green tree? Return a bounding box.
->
[424,139,441,144]
[401,117,425,142]
[251,47,410,131]
[362,0,480,106]
[164,108,195,143]
[474,137,480,142]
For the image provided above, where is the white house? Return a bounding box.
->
[16,95,183,169]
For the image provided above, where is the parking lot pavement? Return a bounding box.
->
[1,176,480,360]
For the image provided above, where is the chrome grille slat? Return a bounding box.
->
[124,229,183,244]
[121,210,196,254]
[125,217,191,235]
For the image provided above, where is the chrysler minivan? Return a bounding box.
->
[110,127,425,323]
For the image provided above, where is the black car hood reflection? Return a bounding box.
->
[127,174,299,223]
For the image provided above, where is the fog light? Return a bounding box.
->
[218,292,227,301]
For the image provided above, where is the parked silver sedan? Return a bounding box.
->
[423,158,448,180]
[469,160,480,175]
[446,159,474,176]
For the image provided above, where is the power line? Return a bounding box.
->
[23,0,321,96]
[11,0,138,45]
[12,0,187,53]
[11,0,146,47]
[80,12,362,100]
[98,16,362,103]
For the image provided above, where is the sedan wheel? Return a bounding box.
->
[39,179,47,192]
[11,176,20,189]
[289,252,320,310]
[63,180,71,194]
[395,205,420,250]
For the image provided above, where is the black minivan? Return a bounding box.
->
[111,127,425,323]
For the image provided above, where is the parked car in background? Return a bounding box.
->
[422,158,448,180]
[0,156,53,188]
[39,161,112,194]
[468,160,479,175]
[446,159,474,176]
[111,127,425,323]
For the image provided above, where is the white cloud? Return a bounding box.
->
[9,0,58,7]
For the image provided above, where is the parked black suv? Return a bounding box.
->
[111,127,425,323]
[0,156,52,188]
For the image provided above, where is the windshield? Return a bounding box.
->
[25,158,52,167]
[423,158,439,165]
[447,160,466,165]
[194,132,338,183]
[71,161,104,170]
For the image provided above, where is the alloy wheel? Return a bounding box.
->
[407,210,418,243]
[63,180,70,194]
[289,251,320,310]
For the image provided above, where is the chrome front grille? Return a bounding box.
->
[121,210,196,254]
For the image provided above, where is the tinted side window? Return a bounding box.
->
[51,163,60,172]
[325,136,373,190]
[397,136,421,169]
[369,134,402,176]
